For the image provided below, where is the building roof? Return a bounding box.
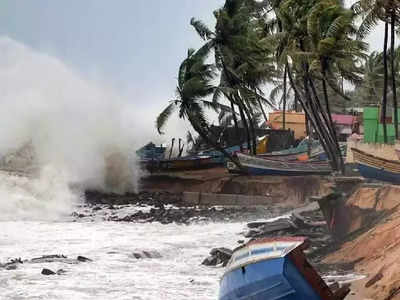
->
[331,114,356,126]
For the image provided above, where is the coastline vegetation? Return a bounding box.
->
[157,0,400,174]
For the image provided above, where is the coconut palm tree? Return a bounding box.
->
[305,0,367,171]
[266,0,366,172]
[156,48,241,168]
[190,0,277,154]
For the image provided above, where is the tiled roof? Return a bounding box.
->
[331,114,356,125]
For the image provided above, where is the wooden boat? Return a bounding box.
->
[259,143,346,162]
[219,237,350,300]
[227,153,331,176]
[352,147,400,184]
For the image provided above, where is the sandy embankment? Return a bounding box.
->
[325,185,400,300]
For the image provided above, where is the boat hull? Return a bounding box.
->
[242,165,331,176]
[219,257,323,300]
[352,147,400,184]
[358,162,400,184]
[219,237,337,300]
[228,153,332,176]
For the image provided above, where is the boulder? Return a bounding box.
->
[77,256,92,262]
[201,256,218,266]
[41,268,56,275]
[132,250,162,259]
[5,264,18,270]
[202,247,232,267]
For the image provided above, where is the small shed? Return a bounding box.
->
[331,114,357,141]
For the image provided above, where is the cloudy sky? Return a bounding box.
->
[0,0,387,140]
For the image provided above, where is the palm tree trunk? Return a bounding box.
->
[237,102,252,153]
[246,100,258,155]
[391,10,398,140]
[382,20,389,143]
[289,63,338,171]
[321,69,345,174]
[308,82,339,171]
[241,100,257,155]
[257,98,268,123]
[169,138,175,159]
[305,114,311,156]
[283,65,287,130]
[230,101,243,151]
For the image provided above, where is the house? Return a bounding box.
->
[268,111,306,140]
[331,114,357,141]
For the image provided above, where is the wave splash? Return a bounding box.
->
[0,37,144,220]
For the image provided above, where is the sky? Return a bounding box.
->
[0,0,388,142]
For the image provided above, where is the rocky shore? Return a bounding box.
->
[82,189,356,284]
[77,190,294,224]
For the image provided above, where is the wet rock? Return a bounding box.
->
[132,250,162,259]
[77,256,92,262]
[41,268,56,275]
[365,270,384,288]
[142,251,162,259]
[201,256,218,266]
[56,269,67,275]
[29,255,80,265]
[202,247,232,267]
[0,258,23,270]
[31,255,67,263]
[5,264,18,270]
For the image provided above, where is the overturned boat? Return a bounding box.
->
[219,237,349,300]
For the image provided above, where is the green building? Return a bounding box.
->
[363,107,396,144]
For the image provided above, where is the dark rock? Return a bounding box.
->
[201,256,218,266]
[56,269,67,275]
[132,250,161,259]
[30,255,67,264]
[365,271,384,288]
[77,256,92,262]
[5,264,17,270]
[41,268,56,275]
[142,251,162,259]
[202,247,232,267]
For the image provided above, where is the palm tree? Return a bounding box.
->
[306,0,367,171]
[266,0,366,173]
[156,48,241,168]
[190,0,276,154]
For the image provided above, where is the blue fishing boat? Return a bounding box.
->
[227,153,331,176]
[352,148,400,184]
[219,237,349,300]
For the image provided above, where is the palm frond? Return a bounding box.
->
[190,18,214,40]
[156,102,177,134]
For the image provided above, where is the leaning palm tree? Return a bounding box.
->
[156,48,241,168]
[269,0,363,173]
[190,0,277,154]
[306,0,367,172]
